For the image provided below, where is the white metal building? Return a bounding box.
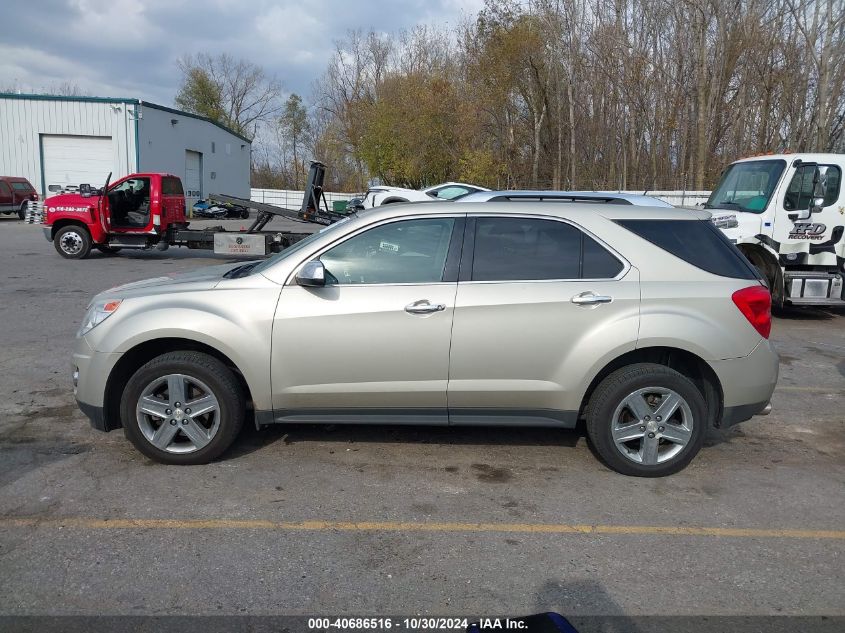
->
[0,94,251,208]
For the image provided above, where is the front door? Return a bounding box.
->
[775,161,843,259]
[271,216,463,423]
[448,215,640,426]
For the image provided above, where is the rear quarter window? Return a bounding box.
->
[11,182,34,191]
[616,219,760,280]
[162,177,184,196]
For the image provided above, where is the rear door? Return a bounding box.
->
[447,214,640,425]
[271,215,464,422]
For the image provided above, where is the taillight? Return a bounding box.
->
[732,285,772,339]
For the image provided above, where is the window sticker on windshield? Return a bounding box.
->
[379,241,399,252]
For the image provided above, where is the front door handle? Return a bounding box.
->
[405,300,446,314]
[571,291,613,305]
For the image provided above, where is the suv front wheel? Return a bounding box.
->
[120,351,245,465]
[586,363,707,477]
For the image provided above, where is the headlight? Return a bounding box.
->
[77,299,122,336]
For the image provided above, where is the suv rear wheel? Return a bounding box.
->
[120,351,245,465]
[586,363,707,477]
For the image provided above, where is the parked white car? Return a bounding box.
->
[361,182,489,208]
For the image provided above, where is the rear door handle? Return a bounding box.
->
[405,300,446,314]
[571,291,613,305]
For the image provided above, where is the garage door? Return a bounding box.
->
[42,135,113,195]
[184,150,202,209]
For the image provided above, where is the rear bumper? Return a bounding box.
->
[721,400,771,428]
[709,339,779,428]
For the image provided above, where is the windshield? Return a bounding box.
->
[250,217,354,275]
[705,159,786,214]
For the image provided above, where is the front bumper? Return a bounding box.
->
[73,335,122,432]
[709,338,779,428]
[42,226,52,241]
[77,400,109,431]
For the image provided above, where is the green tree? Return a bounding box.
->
[175,67,225,123]
[279,94,310,188]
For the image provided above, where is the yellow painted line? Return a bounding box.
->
[1,517,843,540]
[777,386,845,393]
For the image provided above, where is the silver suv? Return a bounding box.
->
[73,202,778,476]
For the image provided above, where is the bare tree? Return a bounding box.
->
[175,53,282,139]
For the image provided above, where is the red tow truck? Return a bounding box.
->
[34,162,343,259]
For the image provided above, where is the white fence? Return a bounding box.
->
[250,188,354,210]
[250,188,711,209]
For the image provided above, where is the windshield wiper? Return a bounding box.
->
[223,262,260,279]
[706,201,743,211]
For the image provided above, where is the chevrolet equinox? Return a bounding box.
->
[73,202,778,476]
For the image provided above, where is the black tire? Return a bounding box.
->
[585,363,707,477]
[18,202,27,220]
[241,209,250,219]
[120,351,245,465]
[53,225,92,259]
[95,245,122,255]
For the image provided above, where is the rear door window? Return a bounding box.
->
[11,182,33,191]
[616,219,760,280]
[469,217,624,281]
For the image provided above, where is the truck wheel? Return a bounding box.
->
[585,363,707,477]
[18,202,27,220]
[54,225,92,259]
[120,351,245,465]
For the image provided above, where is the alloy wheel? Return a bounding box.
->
[610,387,694,465]
[135,374,221,454]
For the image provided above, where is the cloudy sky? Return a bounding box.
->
[0,0,485,105]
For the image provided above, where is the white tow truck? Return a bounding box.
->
[705,153,845,307]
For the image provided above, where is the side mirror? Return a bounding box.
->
[810,166,828,213]
[296,260,326,287]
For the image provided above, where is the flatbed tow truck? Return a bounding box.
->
[30,161,346,259]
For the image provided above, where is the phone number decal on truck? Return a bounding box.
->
[48,206,90,213]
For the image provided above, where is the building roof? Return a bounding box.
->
[0,92,253,144]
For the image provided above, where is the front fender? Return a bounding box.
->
[86,287,280,411]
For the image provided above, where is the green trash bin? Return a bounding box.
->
[332,200,349,213]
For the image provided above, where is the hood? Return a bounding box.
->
[95,261,250,300]
[45,192,99,210]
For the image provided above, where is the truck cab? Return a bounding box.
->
[42,173,187,258]
[706,153,845,306]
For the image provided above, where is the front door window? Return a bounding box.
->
[320,218,455,284]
